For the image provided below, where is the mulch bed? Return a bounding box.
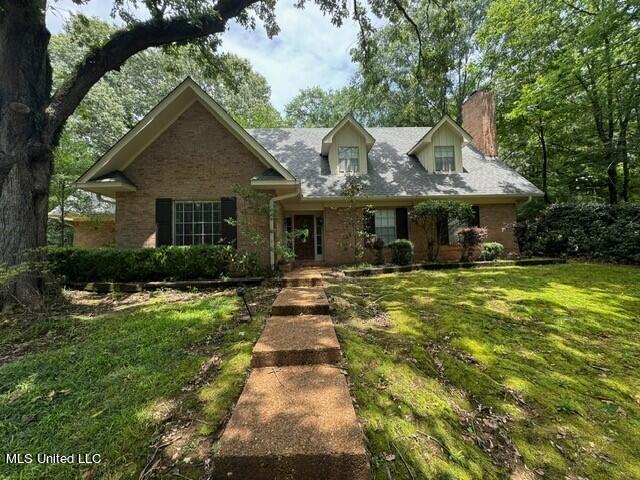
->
[343,258,566,277]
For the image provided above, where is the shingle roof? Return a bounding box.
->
[48,191,115,217]
[248,127,543,198]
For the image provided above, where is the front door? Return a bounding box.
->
[294,215,315,261]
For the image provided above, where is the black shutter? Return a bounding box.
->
[395,208,409,239]
[438,216,449,245]
[471,205,480,227]
[221,197,237,246]
[155,198,173,246]
[364,209,375,235]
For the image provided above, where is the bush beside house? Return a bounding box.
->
[479,242,505,261]
[389,239,414,265]
[516,203,640,264]
[47,245,260,283]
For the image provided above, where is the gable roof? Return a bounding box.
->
[320,113,376,155]
[248,127,543,199]
[407,115,473,156]
[77,77,295,188]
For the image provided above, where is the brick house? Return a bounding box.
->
[74,78,542,267]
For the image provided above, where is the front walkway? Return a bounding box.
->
[213,269,370,479]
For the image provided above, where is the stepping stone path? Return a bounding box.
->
[213,269,370,480]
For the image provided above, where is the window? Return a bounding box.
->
[338,146,360,173]
[174,201,221,245]
[375,209,396,244]
[434,146,455,172]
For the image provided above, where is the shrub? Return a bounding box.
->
[389,239,414,265]
[365,236,386,265]
[516,203,640,264]
[45,245,257,283]
[479,242,505,261]
[457,227,488,262]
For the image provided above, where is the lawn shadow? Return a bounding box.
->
[326,263,640,479]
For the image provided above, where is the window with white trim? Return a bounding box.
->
[174,201,221,245]
[434,146,456,172]
[338,146,360,173]
[375,209,396,244]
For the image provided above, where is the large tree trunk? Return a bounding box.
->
[605,144,618,204]
[538,123,549,203]
[619,115,630,202]
[0,2,53,307]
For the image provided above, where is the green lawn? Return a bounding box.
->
[0,288,273,479]
[326,263,640,480]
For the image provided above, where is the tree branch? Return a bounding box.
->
[390,0,424,77]
[45,0,259,141]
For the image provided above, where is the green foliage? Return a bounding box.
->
[481,0,640,203]
[389,239,414,265]
[457,226,487,262]
[516,203,640,264]
[284,86,358,127]
[0,291,270,480]
[350,0,489,126]
[410,200,474,261]
[327,263,640,479]
[46,245,259,282]
[479,242,504,261]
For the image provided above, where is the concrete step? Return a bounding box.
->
[271,287,330,316]
[252,315,341,367]
[213,365,370,480]
[280,276,323,287]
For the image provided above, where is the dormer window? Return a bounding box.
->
[434,146,455,172]
[338,146,360,173]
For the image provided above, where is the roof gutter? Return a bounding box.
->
[269,190,300,270]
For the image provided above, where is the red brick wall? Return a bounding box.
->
[322,203,518,266]
[462,91,498,156]
[73,221,116,248]
[116,101,274,265]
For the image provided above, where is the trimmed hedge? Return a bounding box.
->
[515,203,640,264]
[46,245,259,283]
[389,239,414,265]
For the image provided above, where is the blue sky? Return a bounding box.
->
[46,1,362,111]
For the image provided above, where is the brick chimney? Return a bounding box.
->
[462,90,498,156]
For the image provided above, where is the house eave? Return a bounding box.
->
[76,181,137,194]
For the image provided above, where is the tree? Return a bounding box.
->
[285,86,358,127]
[48,130,93,246]
[336,175,372,264]
[410,200,472,261]
[482,0,640,204]
[350,0,490,126]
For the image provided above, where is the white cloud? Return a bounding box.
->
[223,2,360,110]
[46,0,362,111]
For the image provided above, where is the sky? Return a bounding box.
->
[45,0,363,111]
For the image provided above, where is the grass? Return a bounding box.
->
[0,288,274,479]
[326,262,640,480]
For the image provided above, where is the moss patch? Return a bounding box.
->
[327,263,640,480]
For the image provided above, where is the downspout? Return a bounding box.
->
[269,191,299,270]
